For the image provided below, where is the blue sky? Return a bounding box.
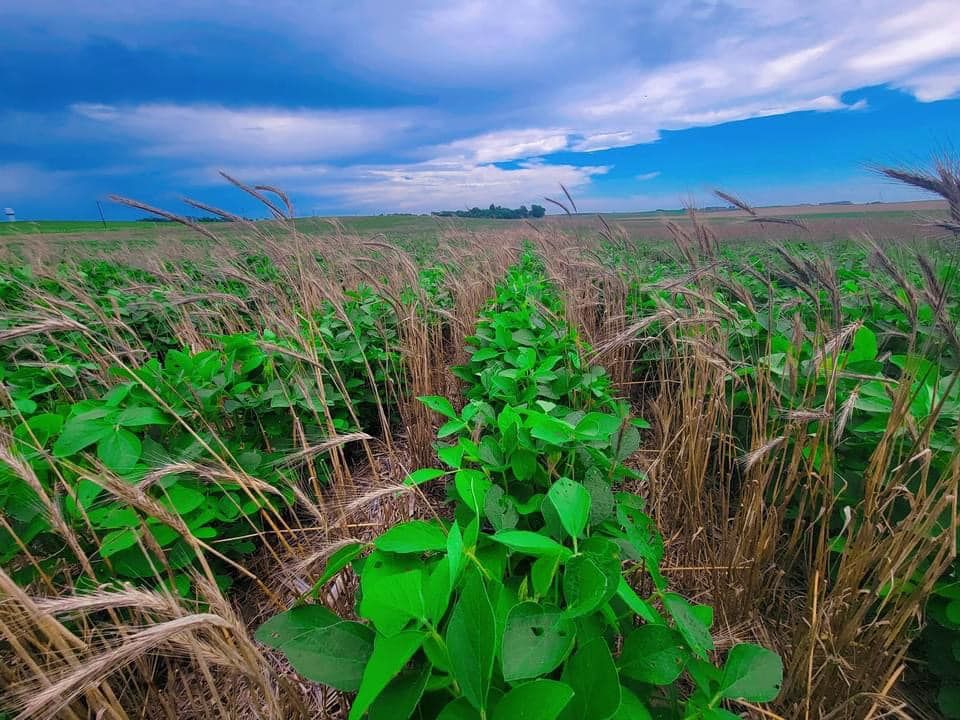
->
[1,1,959,219]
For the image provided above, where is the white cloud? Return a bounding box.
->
[70,103,426,163]
[433,128,571,164]
[635,171,661,181]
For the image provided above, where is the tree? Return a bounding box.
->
[531,204,546,218]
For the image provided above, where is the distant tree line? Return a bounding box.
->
[432,203,546,219]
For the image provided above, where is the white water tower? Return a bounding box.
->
[3,208,14,222]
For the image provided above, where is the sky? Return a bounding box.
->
[1,1,959,219]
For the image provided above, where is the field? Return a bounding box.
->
[1,174,958,720]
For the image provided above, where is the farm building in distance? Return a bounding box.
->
[3,208,14,222]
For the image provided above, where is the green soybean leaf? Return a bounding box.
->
[456,469,492,515]
[618,625,688,685]
[484,485,519,531]
[559,638,620,720]
[368,660,432,720]
[306,542,366,598]
[583,468,615,525]
[491,530,570,559]
[53,416,113,457]
[405,468,446,486]
[117,406,170,427]
[511,449,538,482]
[349,630,425,720]
[562,555,609,618]
[663,592,714,659]
[615,578,662,625]
[255,605,374,691]
[100,527,139,558]
[526,412,576,445]
[375,520,447,554]
[611,687,653,720]
[612,425,641,462]
[97,429,142,473]
[493,680,574,720]
[419,395,458,420]
[438,698,482,720]
[446,573,496,712]
[719,643,783,702]
[447,520,465,592]
[546,478,591,539]
[502,602,576,681]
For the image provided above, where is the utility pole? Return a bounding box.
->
[96,201,107,228]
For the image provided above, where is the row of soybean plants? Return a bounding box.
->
[0,255,453,598]
[258,247,783,720]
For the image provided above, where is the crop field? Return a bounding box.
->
[0,169,958,720]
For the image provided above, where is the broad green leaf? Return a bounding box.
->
[375,520,447,554]
[484,485,519,531]
[368,661,431,720]
[611,687,652,720]
[511,449,537,482]
[447,573,497,712]
[306,542,366,597]
[117,406,170,427]
[160,484,205,515]
[255,605,374,691]
[583,468,615,525]
[53,417,113,457]
[663,592,714,659]
[456,469,492,515]
[349,630,425,720]
[615,578,662,624]
[405,468,446,486]
[438,698,482,720]
[612,425,641,462]
[618,625,688,685]
[447,520,465,592]
[100,527,139,558]
[491,530,570,559]
[546,478,591,539]
[527,412,576,445]
[493,680,574,720]
[719,643,783,702]
[419,395,458,420]
[360,552,428,636]
[502,602,576,681]
[562,555,610,618]
[559,638,620,720]
[97,429,142,473]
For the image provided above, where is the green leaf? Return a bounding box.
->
[502,602,576,681]
[611,687,652,720]
[511,449,537,482]
[368,661,432,720]
[161,483,205,515]
[375,520,447,554]
[559,638,620,720]
[527,412,576,445]
[491,530,570,559]
[719,643,783,702]
[359,552,427,636]
[438,698,482,720]
[618,625,688,685]
[612,425,641,462]
[53,416,113,457]
[447,573,497,712]
[447,520,465,592]
[306,542,366,597]
[100,527,139,558]
[349,631,425,720]
[97,429,142,473]
[546,478,591,539]
[615,578,662,624]
[484,485,519,531]
[255,605,374,691]
[562,552,618,618]
[117,406,170,427]
[663,592,714,659]
[405,468,447,486]
[456,469,492,515]
[583,468,615,525]
[493,680,574,720]
[419,395,458,420]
